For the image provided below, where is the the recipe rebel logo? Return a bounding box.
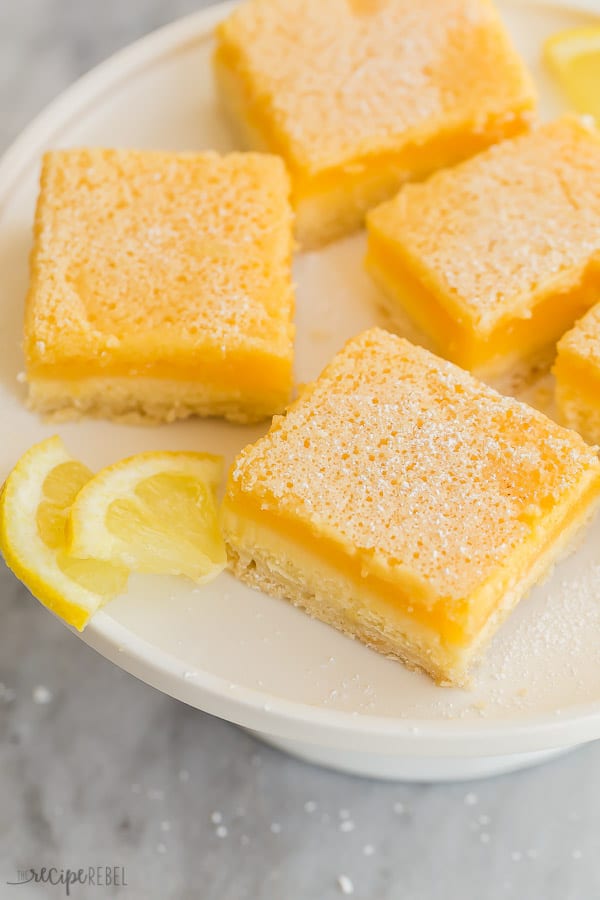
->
[7,866,127,895]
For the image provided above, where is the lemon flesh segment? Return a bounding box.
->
[68,452,227,583]
[0,437,128,630]
[544,26,600,121]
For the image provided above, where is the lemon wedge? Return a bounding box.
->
[0,436,128,630]
[68,451,226,582]
[544,26,600,121]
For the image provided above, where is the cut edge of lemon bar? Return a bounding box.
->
[554,303,600,446]
[27,376,295,428]
[221,328,600,686]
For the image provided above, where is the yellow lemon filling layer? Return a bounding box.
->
[26,347,292,395]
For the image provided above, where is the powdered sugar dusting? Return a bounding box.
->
[480,559,600,707]
[393,554,600,719]
[28,148,294,374]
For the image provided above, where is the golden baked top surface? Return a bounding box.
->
[26,148,294,369]
[558,302,600,370]
[368,117,600,333]
[216,0,535,174]
[229,328,600,601]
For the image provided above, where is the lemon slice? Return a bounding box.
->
[544,26,600,121]
[68,451,226,582]
[0,436,129,630]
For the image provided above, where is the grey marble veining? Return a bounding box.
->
[1,2,600,898]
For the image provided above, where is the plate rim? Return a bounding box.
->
[2,0,600,757]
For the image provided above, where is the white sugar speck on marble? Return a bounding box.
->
[215,825,228,839]
[340,820,355,833]
[32,685,53,704]
[362,844,375,857]
[0,683,16,703]
[337,874,354,895]
[393,801,405,815]
[304,800,317,814]
[160,820,171,833]
[270,822,282,834]
[511,851,522,862]
[210,811,223,825]
[464,792,478,806]
[156,843,167,855]
[572,849,583,860]
[480,832,491,844]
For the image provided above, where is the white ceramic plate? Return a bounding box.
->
[2,0,599,781]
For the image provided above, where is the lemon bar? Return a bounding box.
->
[25,149,295,424]
[222,328,600,686]
[555,304,600,445]
[214,0,535,248]
[366,116,600,375]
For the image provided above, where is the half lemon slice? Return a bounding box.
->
[0,436,128,630]
[68,451,226,582]
[544,26,600,121]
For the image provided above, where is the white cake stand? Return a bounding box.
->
[1,0,599,781]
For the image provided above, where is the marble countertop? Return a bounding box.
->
[1,1,600,898]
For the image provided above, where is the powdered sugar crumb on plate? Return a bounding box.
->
[337,875,354,895]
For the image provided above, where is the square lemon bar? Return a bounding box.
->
[554,304,600,445]
[25,148,295,424]
[366,116,600,374]
[222,328,600,686]
[214,0,535,248]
